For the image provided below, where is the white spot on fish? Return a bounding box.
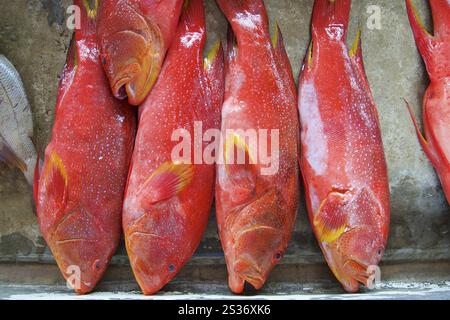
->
[325,24,345,41]
[299,82,328,176]
[235,12,262,30]
[115,114,125,123]
[180,32,202,48]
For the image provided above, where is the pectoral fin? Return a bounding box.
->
[223,133,257,202]
[42,151,69,213]
[314,191,350,243]
[138,161,195,206]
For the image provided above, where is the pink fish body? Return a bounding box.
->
[35,1,136,294]
[122,0,224,295]
[298,0,390,293]
[215,0,300,294]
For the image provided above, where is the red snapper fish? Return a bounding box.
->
[215,0,300,294]
[122,0,224,295]
[35,1,136,294]
[405,0,450,204]
[298,0,390,293]
[97,0,184,106]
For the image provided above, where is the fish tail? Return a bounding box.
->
[272,22,296,95]
[204,39,225,116]
[404,99,440,169]
[311,0,351,41]
[405,0,435,71]
[180,0,206,36]
[217,0,270,40]
[225,26,237,74]
[429,0,450,38]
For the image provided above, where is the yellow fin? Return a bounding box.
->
[204,39,221,70]
[271,20,280,48]
[349,29,361,58]
[82,0,99,19]
[139,161,195,205]
[224,132,256,166]
[307,41,313,66]
[313,192,349,243]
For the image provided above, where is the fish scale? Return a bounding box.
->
[0,54,37,185]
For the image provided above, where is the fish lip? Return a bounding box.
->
[112,76,132,100]
[233,258,266,290]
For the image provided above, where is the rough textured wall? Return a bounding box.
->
[0,0,448,268]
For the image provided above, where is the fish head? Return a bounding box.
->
[98,1,165,105]
[49,208,118,295]
[325,226,385,293]
[228,189,287,292]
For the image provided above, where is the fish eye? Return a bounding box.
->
[168,264,175,272]
[274,252,282,261]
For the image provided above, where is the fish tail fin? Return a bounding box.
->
[217,0,270,40]
[272,22,296,95]
[429,0,450,38]
[204,39,225,115]
[0,138,26,172]
[311,0,351,41]
[180,0,206,36]
[405,0,435,70]
[349,29,370,86]
[73,0,99,35]
[225,26,238,74]
[404,99,440,167]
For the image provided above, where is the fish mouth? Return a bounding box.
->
[111,55,161,105]
[233,258,266,290]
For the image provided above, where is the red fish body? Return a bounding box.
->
[298,0,390,293]
[406,0,450,204]
[97,0,184,105]
[35,1,136,294]
[122,0,224,295]
[215,0,300,294]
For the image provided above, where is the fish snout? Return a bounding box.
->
[233,258,266,290]
[100,26,163,105]
[52,242,111,294]
[232,225,285,290]
[125,230,179,295]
